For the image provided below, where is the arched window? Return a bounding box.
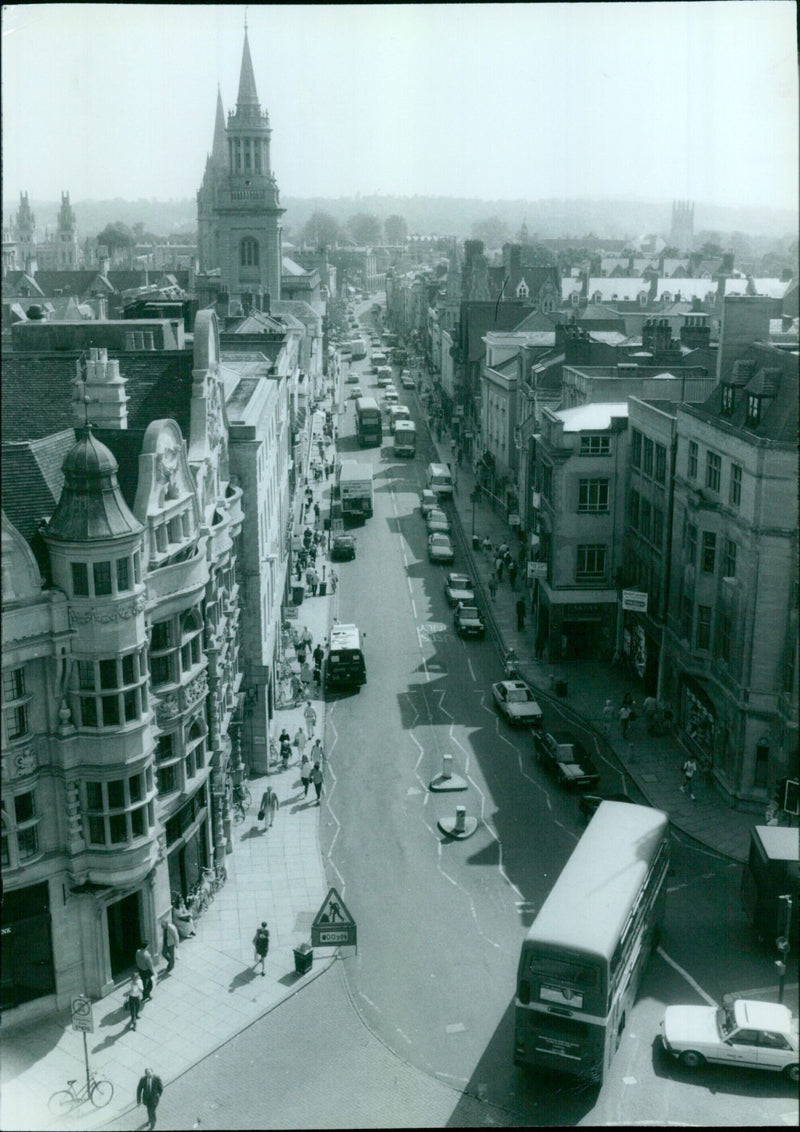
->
[240,238,259,267]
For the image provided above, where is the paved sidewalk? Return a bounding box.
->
[0,407,339,1132]
[420,382,757,863]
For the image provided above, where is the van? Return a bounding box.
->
[325,623,366,690]
[427,462,454,500]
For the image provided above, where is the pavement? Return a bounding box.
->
[0,360,780,1132]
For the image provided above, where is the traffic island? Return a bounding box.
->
[430,753,467,792]
[438,805,478,839]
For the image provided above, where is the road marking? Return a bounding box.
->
[445,1022,466,1034]
[467,657,476,682]
[656,947,717,1006]
[395,1027,412,1045]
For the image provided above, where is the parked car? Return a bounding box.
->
[579,791,636,821]
[444,573,475,606]
[419,489,438,517]
[492,680,544,727]
[350,385,362,399]
[401,374,416,389]
[346,372,360,384]
[426,508,451,534]
[428,532,455,563]
[661,998,799,1082]
[330,534,356,562]
[534,730,599,787]
[454,602,486,638]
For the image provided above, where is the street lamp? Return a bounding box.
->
[470,485,481,539]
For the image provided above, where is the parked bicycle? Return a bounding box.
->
[49,1073,114,1115]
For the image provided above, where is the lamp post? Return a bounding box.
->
[470,485,481,539]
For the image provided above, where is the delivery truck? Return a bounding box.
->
[337,461,374,521]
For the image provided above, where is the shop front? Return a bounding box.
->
[0,881,56,1013]
[540,596,617,661]
[165,782,211,902]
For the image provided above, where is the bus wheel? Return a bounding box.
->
[680,1050,705,1070]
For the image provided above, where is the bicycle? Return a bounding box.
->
[49,1073,114,1115]
[232,781,252,810]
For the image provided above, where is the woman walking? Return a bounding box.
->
[299,754,312,798]
[311,760,324,805]
[125,971,144,1030]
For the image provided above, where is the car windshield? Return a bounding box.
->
[450,577,471,589]
[431,534,450,545]
[507,688,533,703]
[460,607,479,619]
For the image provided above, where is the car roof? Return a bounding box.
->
[735,999,794,1031]
[448,574,471,584]
[499,680,530,692]
[429,531,451,542]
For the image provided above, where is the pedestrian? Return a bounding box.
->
[516,596,526,631]
[494,555,504,581]
[601,698,615,734]
[304,701,317,737]
[307,544,317,565]
[508,561,519,590]
[680,756,698,799]
[301,625,313,650]
[482,536,492,557]
[622,691,634,709]
[305,487,313,510]
[310,737,324,767]
[252,921,270,976]
[280,737,291,770]
[296,642,307,665]
[311,760,324,804]
[313,658,322,688]
[171,896,196,939]
[136,1067,164,1131]
[300,661,313,691]
[161,917,179,973]
[643,694,657,723]
[294,725,307,760]
[618,703,632,739]
[125,971,143,1029]
[303,526,313,548]
[300,754,312,797]
[314,501,321,526]
[306,566,318,596]
[135,940,157,1002]
[258,786,279,829]
[313,642,325,671]
[329,568,338,593]
[488,574,498,601]
[499,542,509,557]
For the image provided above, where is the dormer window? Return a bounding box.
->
[746,394,761,426]
[516,279,529,299]
[720,384,735,416]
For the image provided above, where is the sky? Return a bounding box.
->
[2,2,798,212]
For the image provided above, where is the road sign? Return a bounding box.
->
[71,995,94,1033]
[622,589,649,612]
[311,886,357,948]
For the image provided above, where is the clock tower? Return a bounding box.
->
[202,27,285,312]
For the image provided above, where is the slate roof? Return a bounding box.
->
[723,278,791,299]
[1,430,74,541]
[655,279,717,301]
[1,350,195,444]
[587,278,650,301]
[34,271,113,297]
[281,257,309,277]
[700,345,798,443]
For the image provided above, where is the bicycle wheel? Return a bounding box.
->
[90,1078,114,1108]
[49,1090,76,1117]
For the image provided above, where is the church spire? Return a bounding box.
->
[236,27,260,110]
[212,86,227,164]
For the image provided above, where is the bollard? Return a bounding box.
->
[442,754,453,780]
[455,806,466,834]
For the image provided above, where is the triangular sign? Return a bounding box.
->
[312,886,354,929]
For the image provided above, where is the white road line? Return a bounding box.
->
[733,981,799,998]
[656,946,717,1006]
[466,657,476,682]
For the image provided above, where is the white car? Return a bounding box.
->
[661,998,798,1082]
[491,680,544,727]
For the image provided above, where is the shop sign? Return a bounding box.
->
[622,589,649,612]
[528,562,547,580]
[508,513,520,527]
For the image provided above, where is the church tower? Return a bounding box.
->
[201,26,285,311]
[56,191,79,269]
[14,191,36,271]
[197,88,227,274]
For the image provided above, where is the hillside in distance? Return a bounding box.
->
[4,194,796,244]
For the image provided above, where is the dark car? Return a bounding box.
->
[330,534,356,561]
[534,730,600,788]
[579,791,636,821]
[453,603,486,638]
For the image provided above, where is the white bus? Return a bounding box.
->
[393,419,416,457]
[514,801,669,1082]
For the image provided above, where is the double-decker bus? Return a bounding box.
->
[514,801,669,1082]
[355,396,382,447]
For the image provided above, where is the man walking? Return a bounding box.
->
[161,917,179,973]
[516,595,526,631]
[618,702,632,739]
[488,575,498,601]
[304,701,317,738]
[680,756,698,800]
[508,560,518,590]
[311,760,324,805]
[135,940,157,1002]
[136,1067,163,1130]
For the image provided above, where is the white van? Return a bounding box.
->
[427,462,454,499]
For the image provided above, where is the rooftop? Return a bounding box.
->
[555,402,629,431]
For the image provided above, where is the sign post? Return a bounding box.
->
[71,995,94,1096]
[311,886,357,951]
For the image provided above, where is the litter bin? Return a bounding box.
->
[292,584,305,606]
[555,678,568,698]
[293,944,313,975]
[472,535,481,550]
[318,582,327,597]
